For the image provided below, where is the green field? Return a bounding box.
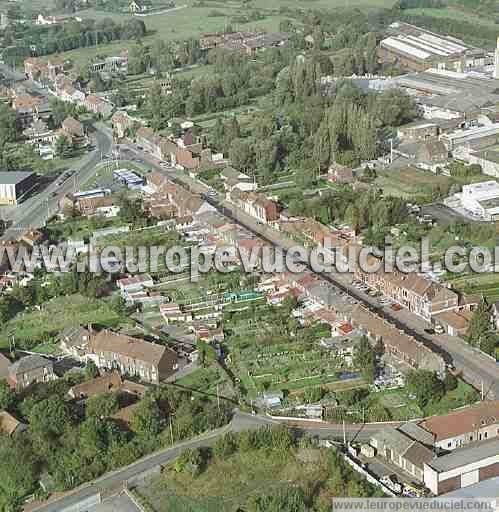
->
[445,272,499,303]
[0,294,127,349]
[404,6,498,28]
[137,443,358,511]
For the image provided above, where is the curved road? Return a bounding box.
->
[29,411,381,512]
[1,126,112,241]
[0,64,113,241]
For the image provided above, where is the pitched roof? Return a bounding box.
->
[419,401,499,442]
[398,421,435,446]
[0,411,24,435]
[59,325,91,348]
[89,330,170,366]
[62,116,84,137]
[427,437,499,473]
[372,426,433,470]
[9,355,52,377]
[69,371,122,399]
[0,353,11,379]
[111,402,140,425]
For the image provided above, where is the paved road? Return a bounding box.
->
[0,66,113,241]
[121,143,499,399]
[32,410,377,512]
[1,127,112,241]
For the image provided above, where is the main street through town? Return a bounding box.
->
[122,142,499,400]
[0,65,113,241]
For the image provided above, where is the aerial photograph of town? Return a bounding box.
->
[3,0,499,510]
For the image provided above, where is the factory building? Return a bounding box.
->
[0,172,36,205]
[379,22,489,73]
[440,124,499,151]
[424,438,499,495]
[457,181,499,221]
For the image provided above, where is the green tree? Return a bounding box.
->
[85,360,99,380]
[466,298,491,347]
[55,134,74,158]
[354,335,375,382]
[406,370,444,409]
[86,392,120,419]
[0,380,15,411]
[443,370,458,392]
[213,431,237,459]
[130,396,162,437]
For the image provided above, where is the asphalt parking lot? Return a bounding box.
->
[420,203,477,226]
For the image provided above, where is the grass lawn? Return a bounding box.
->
[424,380,478,417]
[175,366,228,396]
[0,294,127,349]
[62,3,286,67]
[375,166,491,200]
[137,446,332,512]
[404,6,498,28]
[249,0,395,9]
[444,272,499,303]
[80,159,150,190]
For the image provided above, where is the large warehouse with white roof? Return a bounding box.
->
[458,181,499,221]
[379,22,489,72]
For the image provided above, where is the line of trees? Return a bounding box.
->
[3,17,146,65]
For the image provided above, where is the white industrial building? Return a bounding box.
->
[440,124,499,151]
[424,438,499,495]
[379,22,488,73]
[457,181,499,221]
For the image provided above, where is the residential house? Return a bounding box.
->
[229,189,279,224]
[396,140,449,173]
[168,186,216,217]
[59,83,85,104]
[8,355,56,390]
[129,0,148,13]
[354,256,459,322]
[398,121,439,141]
[419,400,499,451]
[348,304,446,374]
[21,230,45,248]
[160,302,192,324]
[77,196,118,217]
[0,353,11,381]
[0,411,27,436]
[24,56,63,83]
[59,325,92,359]
[327,163,354,184]
[84,95,113,117]
[111,111,134,140]
[136,127,176,161]
[12,94,45,129]
[22,119,56,146]
[87,329,178,384]
[371,424,435,482]
[111,402,140,430]
[221,166,257,195]
[68,371,123,400]
[61,116,86,145]
[117,274,154,295]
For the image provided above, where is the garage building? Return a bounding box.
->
[424,438,499,495]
